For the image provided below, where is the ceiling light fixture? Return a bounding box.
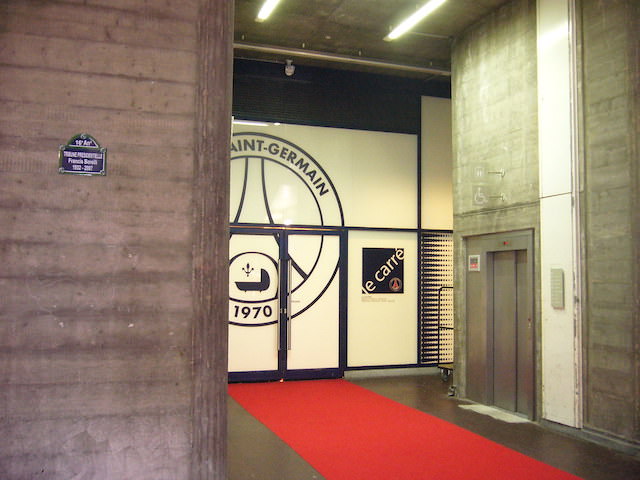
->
[384,0,447,41]
[232,119,269,126]
[255,0,282,23]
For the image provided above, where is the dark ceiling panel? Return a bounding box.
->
[233,58,450,133]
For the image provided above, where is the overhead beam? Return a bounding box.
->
[234,42,451,77]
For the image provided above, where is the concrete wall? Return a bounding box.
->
[453,0,640,445]
[451,0,540,403]
[0,1,231,478]
[581,0,639,442]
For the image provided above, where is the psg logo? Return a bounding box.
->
[229,132,344,326]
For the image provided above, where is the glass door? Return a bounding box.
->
[284,232,342,377]
[228,228,343,382]
[228,230,281,379]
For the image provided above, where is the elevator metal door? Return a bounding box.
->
[493,251,517,411]
[465,230,534,419]
[491,249,532,416]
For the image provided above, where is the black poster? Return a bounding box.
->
[362,248,404,294]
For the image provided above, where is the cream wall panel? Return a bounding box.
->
[233,123,417,229]
[537,0,581,427]
[228,325,279,372]
[537,0,573,197]
[347,230,418,367]
[540,194,577,424]
[421,96,453,230]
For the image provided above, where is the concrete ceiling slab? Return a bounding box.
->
[234,0,512,78]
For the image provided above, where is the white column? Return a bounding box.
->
[537,0,582,427]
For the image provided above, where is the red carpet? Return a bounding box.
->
[228,379,582,480]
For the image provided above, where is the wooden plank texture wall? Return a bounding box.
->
[0,1,232,478]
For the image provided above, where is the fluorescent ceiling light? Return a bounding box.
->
[384,0,447,41]
[233,119,269,126]
[232,119,281,126]
[256,0,282,22]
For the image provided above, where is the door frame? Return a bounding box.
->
[464,229,535,419]
[228,225,347,382]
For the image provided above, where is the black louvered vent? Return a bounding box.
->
[419,231,454,365]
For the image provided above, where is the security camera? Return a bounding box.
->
[284,59,295,76]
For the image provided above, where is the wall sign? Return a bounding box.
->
[362,248,404,294]
[59,133,106,176]
[468,254,481,271]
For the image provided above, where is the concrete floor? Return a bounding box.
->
[228,371,640,480]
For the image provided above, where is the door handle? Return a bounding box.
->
[277,257,285,351]
[277,257,293,351]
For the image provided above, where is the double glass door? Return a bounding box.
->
[228,228,343,382]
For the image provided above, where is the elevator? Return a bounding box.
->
[465,230,534,419]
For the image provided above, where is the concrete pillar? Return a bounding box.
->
[190,0,233,478]
[0,0,233,477]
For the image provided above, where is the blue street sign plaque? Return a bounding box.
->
[59,133,106,176]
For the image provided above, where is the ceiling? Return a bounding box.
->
[234,0,512,81]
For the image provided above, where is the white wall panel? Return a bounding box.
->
[347,230,418,367]
[537,0,573,197]
[540,194,577,424]
[537,0,581,427]
[232,123,417,229]
[421,96,453,230]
